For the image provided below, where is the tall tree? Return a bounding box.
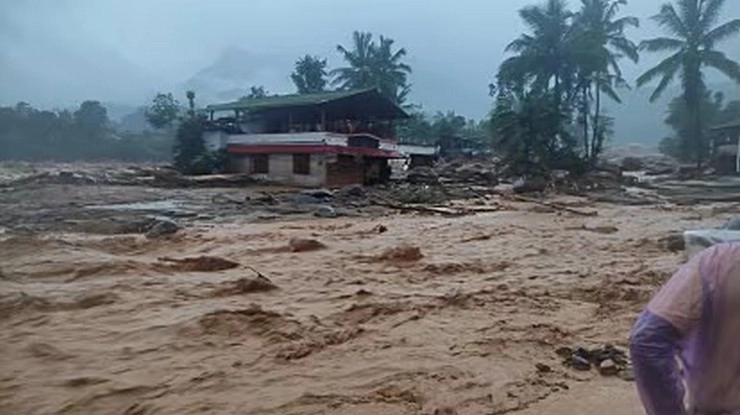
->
[291,55,328,94]
[332,31,412,104]
[499,0,576,105]
[637,0,740,167]
[495,0,585,174]
[145,93,179,130]
[573,0,639,165]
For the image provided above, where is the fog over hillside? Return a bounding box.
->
[2,0,739,145]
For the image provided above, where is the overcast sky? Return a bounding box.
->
[2,0,739,118]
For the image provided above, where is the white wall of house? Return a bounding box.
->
[268,154,325,187]
[230,153,326,187]
[227,132,346,146]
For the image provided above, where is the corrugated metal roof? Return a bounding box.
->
[207,88,378,112]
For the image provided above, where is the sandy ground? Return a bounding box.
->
[1,180,734,414]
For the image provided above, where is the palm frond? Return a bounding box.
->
[701,0,726,32]
[637,52,681,89]
[702,50,740,82]
[703,19,740,47]
[639,37,685,52]
[609,36,639,63]
[506,35,535,53]
[599,82,622,103]
[610,16,640,31]
[651,3,688,38]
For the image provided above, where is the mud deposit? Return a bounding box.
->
[0,179,734,414]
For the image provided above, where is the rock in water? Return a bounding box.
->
[314,205,337,218]
[145,217,180,239]
[599,359,618,376]
[302,189,334,199]
[571,355,591,371]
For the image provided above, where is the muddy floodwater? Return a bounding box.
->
[1,177,735,414]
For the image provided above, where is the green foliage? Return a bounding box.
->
[495,0,638,173]
[172,115,208,174]
[145,93,180,130]
[291,55,328,94]
[492,89,583,176]
[659,91,740,161]
[332,31,412,104]
[0,101,171,162]
[170,91,223,175]
[638,0,740,166]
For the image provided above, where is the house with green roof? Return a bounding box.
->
[203,88,409,187]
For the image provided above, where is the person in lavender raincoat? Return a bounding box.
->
[630,242,740,415]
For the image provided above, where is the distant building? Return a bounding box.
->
[203,88,408,187]
[398,143,439,169]
[711,117,740,174]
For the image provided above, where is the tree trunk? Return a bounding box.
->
[582,83,590,161]
[591,81,602,167]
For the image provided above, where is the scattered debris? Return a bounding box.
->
[598,359,618,376]
[559,344,631,379]
[513,176,548,194]
[407,167,439,185]
[510,195,598,217]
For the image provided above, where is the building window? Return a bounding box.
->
[293,154,311,175]
[252,154,269,174]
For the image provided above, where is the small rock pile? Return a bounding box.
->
[556,344,633,381]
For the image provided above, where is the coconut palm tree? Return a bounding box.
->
[372,36,412,102]
[332,32,376,91]
[637,0,740,166]
[500,0,576,103]
[574,0,639,163]
[332,31,412,104]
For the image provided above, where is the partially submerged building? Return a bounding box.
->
[711,117,740,174]
[203,88,409,187]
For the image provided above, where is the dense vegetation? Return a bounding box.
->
[2,0,738,174]
[638,0,740,167]
[0,101,172,162]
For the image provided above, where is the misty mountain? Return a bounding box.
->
[182,47,294,103]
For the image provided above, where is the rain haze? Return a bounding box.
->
[2,0,740,143]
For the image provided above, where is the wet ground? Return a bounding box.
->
[0,166,735,414]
